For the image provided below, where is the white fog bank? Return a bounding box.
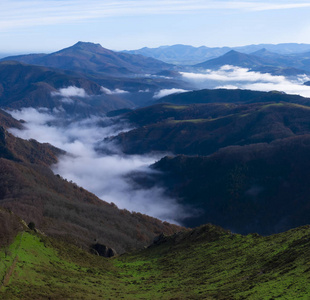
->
[8,108,190,224]
[181,65,310,98]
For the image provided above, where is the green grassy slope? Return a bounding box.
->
[115,224,310,299]
[2,225,310,299]
[0,231,124,299]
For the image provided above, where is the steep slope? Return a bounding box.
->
[0,207,25,248]
[105,97,310,233]
[0,60,133,114]
[2,224,310,299]
[0,113,181,254]
[2,42,173,76]
[153,135,310,234]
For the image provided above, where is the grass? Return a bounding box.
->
[0,231,126,299]
[169,118,210,124]
[1,225,310,299]
[113,225,310,299]
[260,103,285,109]
[163,105,188,110]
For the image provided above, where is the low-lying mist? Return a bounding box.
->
[181,65,310,97]
[8,108,189,224]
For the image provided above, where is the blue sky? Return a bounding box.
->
[1,0,310,53]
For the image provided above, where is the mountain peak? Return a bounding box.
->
[252,48,270,55]
[224,49,244,56]
[72,41,104,50]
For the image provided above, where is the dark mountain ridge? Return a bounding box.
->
[153,135,310,234]
[109,89,310,156]
[158,88,309,105]
[0,60,134,114]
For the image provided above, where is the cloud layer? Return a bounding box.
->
[8,108,189,224]
[181,66,310,97]
[2,1,309,31]
[153,88,190,99]
[101,86,129,95]
[52,86,88,98]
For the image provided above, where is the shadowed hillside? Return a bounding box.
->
[158,88,310,105]
[0,112,181,254]
[153,135,310,234]
[103,90,310,233]
[0,61,135,115]
[109,101,310,155]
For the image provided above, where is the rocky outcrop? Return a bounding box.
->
[90,243,117,258]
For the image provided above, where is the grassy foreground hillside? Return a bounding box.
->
[1,224,310,299]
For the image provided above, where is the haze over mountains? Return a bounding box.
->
[3,41,310,114]
[2,41,173,77]
[123,43,310,65]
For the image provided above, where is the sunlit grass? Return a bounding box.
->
[1,225,310,299]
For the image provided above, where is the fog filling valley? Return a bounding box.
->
[8,108,189,224]
[6,66,310,225]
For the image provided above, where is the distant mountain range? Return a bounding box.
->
[193,49,310,75]
[2,41,173,77]
[0,42,186,110]
[2,41,310,111]
[123,43,310,65]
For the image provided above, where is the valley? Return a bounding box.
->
[1,41,310,298]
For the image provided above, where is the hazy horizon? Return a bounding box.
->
[2,1,310,53]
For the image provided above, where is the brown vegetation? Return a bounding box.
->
[0,113,182,254]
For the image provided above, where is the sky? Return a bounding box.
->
[1,0,310,53]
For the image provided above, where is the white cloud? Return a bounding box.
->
[182,66,310,98]
[52,86,88,98]
[153,88,190,99]
[59,98,74,104]
[1,1,309,31]
[101,86,129,95]
[250,3,310,12]
[181,66,287,83]
[8,107,56,125]
[138,89,150,93]
[8,108,190,224]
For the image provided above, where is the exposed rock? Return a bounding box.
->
[91,243,117,258]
